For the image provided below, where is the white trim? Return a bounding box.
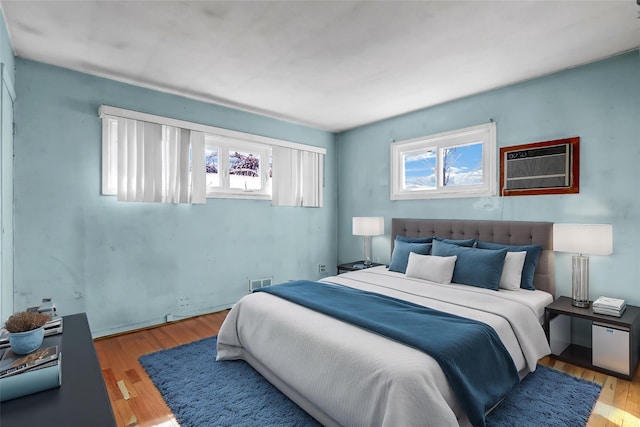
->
[1,64,15,101]
[0,61,15,321]
[101,116,113,195]
[206,192,271,201]
[99,105,326,155]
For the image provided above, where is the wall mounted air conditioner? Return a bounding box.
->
[499,137,579,196]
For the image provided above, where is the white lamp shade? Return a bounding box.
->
[353,217,384,236]
[553,223,613,255]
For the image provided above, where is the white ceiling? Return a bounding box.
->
[1,1,639,132]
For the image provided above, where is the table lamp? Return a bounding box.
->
[553,223,613,308]
[352,217,384,266]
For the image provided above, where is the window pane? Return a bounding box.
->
[206,147,220,188]
[229,151,262,191]
[403,149,436,190]
[442,143,483,187]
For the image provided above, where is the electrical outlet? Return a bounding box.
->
[319,264,327,273]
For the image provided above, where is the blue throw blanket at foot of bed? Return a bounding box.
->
[255,280,519,427]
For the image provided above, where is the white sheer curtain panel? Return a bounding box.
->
[117,119,161,202]
[189,131,206,204]
[272,146,302,206]
[301,150,323,207]
[272,146,323,207]
[116,118,205,204]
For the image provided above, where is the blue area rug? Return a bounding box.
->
[139,337,602,427]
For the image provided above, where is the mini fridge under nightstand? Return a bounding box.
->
[592,322,630,376]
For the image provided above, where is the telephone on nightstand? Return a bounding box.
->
[27,298,58,319]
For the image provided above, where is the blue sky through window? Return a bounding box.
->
[403,149,436,190]
[403,143,483,189]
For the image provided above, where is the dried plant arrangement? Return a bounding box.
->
[4,311,50,333]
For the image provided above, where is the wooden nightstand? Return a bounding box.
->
[337,261,385,275]
[544,296,640,380]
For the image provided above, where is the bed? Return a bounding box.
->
[217,218,555,427]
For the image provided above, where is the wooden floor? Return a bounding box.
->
[95,311,640,427]
[94,311,229,427]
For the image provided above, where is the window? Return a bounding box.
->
[204,135,272,199]
[390,122,496,200]
[100,105,325,205]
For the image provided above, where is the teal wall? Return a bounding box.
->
[337,51,640,306]
[0,11,15,324]
[0,11,14,88]
[13,59,337,336]
[5,25,639,335]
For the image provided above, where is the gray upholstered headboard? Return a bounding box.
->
[391,218,555,297]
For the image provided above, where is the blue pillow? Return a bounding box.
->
[433,237,476,247]
[389,239,432,273]
[475,241,542,290]
[395,235,433,244]
[431,240,507,290]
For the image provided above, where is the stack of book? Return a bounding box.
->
[593,296,626,317]
[43,315,63,336]
[0,345,62,401]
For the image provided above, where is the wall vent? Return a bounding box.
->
[249,277,273,292]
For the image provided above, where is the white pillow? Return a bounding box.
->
[499,251,527,290]
[405,252,457,284]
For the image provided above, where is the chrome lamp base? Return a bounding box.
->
[363,235,372,266]
[571,255,590,308]
[572,299,591,308]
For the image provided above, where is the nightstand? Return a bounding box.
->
[544,296,640,380]
[1,313,116,426]
[337,261,385,275]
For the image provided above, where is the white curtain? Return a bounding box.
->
[272,146,323,207]
[189,131,206,204]
[301,150,323,207]
[272,146,301,206]
[116,118,205,204]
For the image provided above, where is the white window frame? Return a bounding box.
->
[204,135,272,200]
[100,105,325,201]
[390,122,496,200]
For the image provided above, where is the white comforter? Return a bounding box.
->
[217,267,552,427]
